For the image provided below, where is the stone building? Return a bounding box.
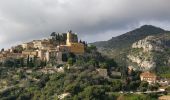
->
[140,71,157,84]
[33,40,50,49]
[22,42,34,49]
[66,30,78,45]
[58,30,85,54]
[0,30,85,66]
[22,50,38,57]
[96,68,108,77]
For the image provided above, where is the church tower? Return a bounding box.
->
[66,30,72,45]
[65,30,84,54]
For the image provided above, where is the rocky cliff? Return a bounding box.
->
[128,33,170,71]
[91,25,167,66]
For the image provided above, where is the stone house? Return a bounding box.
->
[140,71,157,84]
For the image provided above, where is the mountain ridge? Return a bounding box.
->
[91,25,169,66]
[92,25,167,48]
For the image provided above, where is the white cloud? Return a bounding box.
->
[0,0,170,49]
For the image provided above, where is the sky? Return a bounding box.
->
[0,0,170,49]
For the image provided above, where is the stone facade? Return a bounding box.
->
[96,68,108,77]
[140,72,157,84]
[57,31,85,55]
[22,42,34,49]
[33,40,51,49]
[0,30,85,66]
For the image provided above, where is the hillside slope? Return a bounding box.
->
[128,33,170,71]
[92,25,168,65]
[93,25,166,49]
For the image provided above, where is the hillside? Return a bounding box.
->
[128,33,170,71]
[93,25,166,48]
[0,26,168,100]
[92,25,168,65]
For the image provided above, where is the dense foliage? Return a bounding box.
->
[0,45,160,100]
[92,25,167,67]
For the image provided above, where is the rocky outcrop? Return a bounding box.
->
[132,36,164,52]
[127,33,170,71]
[90,25,168,71]
[127,55,156,71]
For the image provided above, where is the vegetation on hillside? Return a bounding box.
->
[92,25,167,67]
[0,45,160,100]
[1,25,170,99]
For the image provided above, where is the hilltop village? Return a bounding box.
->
[0,29,170,99]
[0,30,86,68]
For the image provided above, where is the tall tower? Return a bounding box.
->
[66,30,72,45]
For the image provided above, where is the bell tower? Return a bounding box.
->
[66,30,72,45]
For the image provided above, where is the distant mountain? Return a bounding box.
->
[91,25,168,66]
[93,25,166,49]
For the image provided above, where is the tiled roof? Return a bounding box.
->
[140,71,156,77]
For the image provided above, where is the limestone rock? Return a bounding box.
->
[128,33,170,71]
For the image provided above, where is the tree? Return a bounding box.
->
[75,59,84,66]
[140,81,148,88]
[105,59,118,68]
[100,62,108,69]
[67,58,74,66]
[20,58,24,67]
[139,81,148,92]
[65,83,80,94]
[13,45,23,53]
[40,60,47,67]
[4,59,14,67]
[27,57,34,68]
[111,80,122,91]
[68,53,76,59]
[89,45,97,50]
[165,86,170,92]
[62,53,68,62]
[88,59,99,67]
[1,48,4,52]
[37,74,49,88]
[50,32,56,39]
[57,33,61,45]
[129,81,140,91]
[79,40,82,43]
[77,86,106,100]
[148,84,159,91]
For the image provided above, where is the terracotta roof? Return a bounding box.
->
[140,71,156,77]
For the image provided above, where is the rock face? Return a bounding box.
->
[128,55,156,71]
[128,33,170,71]
[132,36,164,52]
[91,25,167,66]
